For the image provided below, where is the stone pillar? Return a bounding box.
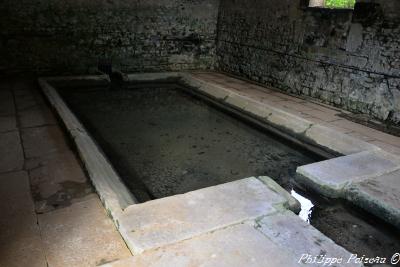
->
[309,0,325,7]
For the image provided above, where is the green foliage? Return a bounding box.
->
[325,0,356,9]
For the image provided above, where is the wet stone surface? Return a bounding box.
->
[25,151,93,213]
[59,85,319,202]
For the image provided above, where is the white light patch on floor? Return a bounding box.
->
[291,190,314,223]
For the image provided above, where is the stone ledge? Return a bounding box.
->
[304,124,379,155]
[103,211,362,267]
[345,169,400,229]
[256,212,362,267]
[181,73,380,156]
[117,177,290,254]
[44,75,110,88]
[296,149,400,228]
[297,150,400,198]
[101,223,301,267]
[38,78,137,219]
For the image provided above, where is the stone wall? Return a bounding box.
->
[217,0,400,124]
[0,0,219,74]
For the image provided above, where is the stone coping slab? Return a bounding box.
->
[177,73,380,156]
[256,212,362,267]
[38,78,137,219]
[345,169,400,229]
[297,150,400,198]
[103,212,361,267]
[117,177,292,254]
[45,74,110,88]
[102,223,302,267]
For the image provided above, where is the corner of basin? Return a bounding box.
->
[256,176,301,214]
[294,170,346,199]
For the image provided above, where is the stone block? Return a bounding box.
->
[305,124,378,155]
[181,74,232,99]
[267,110,313,134]
[0,115,17,133]
[257,176,301,213]
[225,92,250,109]
[297,150,400,198]
[102,224,300,267]
[14,89,45,110]
[18,105,57,128]
[0,90,15,115]
[118,178,288,253]
[256,212,362,267]
[26,151,91,213]
[38,196,131,267]
[21,125,70,158]
[345,169,400,229]
[244,101,274,118]
[0,171,47,267]
[0,131,24,173]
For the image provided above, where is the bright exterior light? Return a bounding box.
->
[325,0,356,9]
[309,0,356,9]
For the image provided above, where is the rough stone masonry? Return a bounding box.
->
[1,0,399,125]
[0,0,219,74]
[217,0,400,124]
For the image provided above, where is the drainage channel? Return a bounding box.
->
[57,82,400,265]
[291,187,400,265]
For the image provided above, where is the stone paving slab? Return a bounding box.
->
[0,171,47,267]
[38,195,131,267]
[0,130,24,173]
[26,150,92,213]
[0,90,15,115]
[0,115,17,132]
[14,88,45,110]
[371,140,400,156]
[21,125,70,158]
[118,177,289,254]
[305,124,378,155]
[345,169,400,229]
[297,150,400,198]
[256,212,362,267]
[19,104,57,128]
[102,223,301,267]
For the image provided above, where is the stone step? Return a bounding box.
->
[256,212,362,267]
[345,169,400,229]
[297,149,400,228]
[297,150,400,198]
[116,177,294,254]
[103,212,362,267]
[101,223,302,267]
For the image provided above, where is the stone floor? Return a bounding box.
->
[0,77,131,267]
[1,72,400,267]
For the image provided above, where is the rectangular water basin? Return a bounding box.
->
[57,82,321,202]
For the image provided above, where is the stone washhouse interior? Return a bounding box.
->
[1,0,400,266]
